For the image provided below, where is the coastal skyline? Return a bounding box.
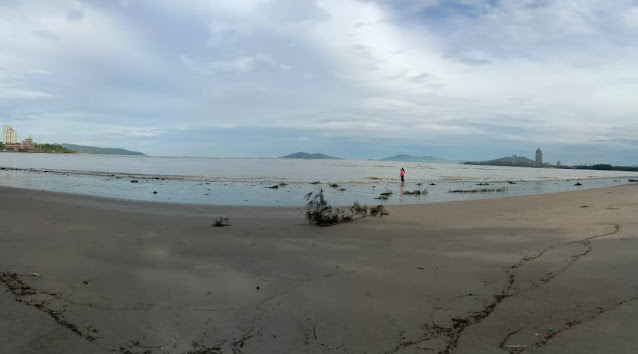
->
[1,1,638,164]
[0,120,632,166]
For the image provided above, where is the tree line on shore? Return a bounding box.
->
[463,157,638,172]
[0,142,75,153]
[563,164,638,172]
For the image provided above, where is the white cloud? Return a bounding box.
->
[180,52,291,75]
[286,0,638,151]
[625,6,638,28]
[0,86,52,100]
[180,54,258,74]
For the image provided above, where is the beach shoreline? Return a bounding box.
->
[2,155,638,207]
[2,164,638,207]
[1,185,638,353]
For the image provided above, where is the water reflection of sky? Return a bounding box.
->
[1,154,637,184]
[0,168,634,207]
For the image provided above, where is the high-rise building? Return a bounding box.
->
[2,125,17,144]
[535,148,543,167]
[2,125,9,143]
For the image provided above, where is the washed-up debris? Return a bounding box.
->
[152,191,158,194]
[31,273,41,277]
[212,217,230,227]
[379,189,393,196]
[449,188,507,193]
[476,182,490,186]
[629,179,638,182]
[404,189,428,195]
[266,184,279,189]
[329,183,339,188]
[369,205,388,216]
[130,180,138,183]
[279,182,288,187]
[305,189,387,226]
[508,181,517,184]
[574,182,582,186]
[311,181,321,184]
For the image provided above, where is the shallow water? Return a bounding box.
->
[0,154,636,206]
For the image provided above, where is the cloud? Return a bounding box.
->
[257,0,329,23]
[0,86,52,100]
[180,52,291,74]
[65,2,85,22]
[206,20,254,47]
[624,6,638,28]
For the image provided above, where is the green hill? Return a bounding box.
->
[282,152,342,160]
[34,144,75,153]
[61,144,146,156]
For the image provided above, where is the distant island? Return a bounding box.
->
[378,154,449,163]
[463,156,540,167]
[464,156,638,173]
[61,144,146,156]
[282,152,342,160]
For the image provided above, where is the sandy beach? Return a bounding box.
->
[1,185,637,354]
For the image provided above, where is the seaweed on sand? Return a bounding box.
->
[448,188,507,193]
[304,189,388,226]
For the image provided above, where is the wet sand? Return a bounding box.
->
[1,185,637,353]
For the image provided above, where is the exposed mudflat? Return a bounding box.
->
[1,185,637,353]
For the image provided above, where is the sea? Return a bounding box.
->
[0,153,636,207]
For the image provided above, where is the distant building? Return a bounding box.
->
[535,148,543,167]
[512,155,517,165]
[2,125,17,144]
[21,137,34,151]
[557,161,561,167]
[4,137,35,152]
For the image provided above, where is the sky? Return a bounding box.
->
[1,0,638,164]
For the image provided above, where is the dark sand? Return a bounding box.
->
[1,185,637,353]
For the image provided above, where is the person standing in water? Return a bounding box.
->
[400,167,405,182]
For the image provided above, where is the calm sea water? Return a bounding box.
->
[0,153,636,206]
